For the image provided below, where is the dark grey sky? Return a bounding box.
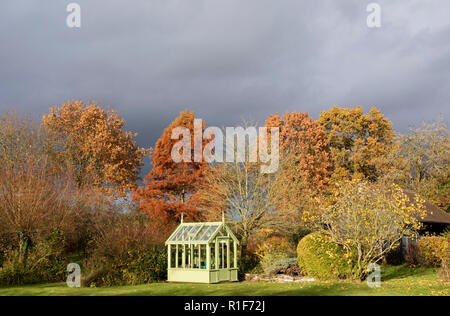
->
[1,1,449,173]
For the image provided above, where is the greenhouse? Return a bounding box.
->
[165,216,239,283]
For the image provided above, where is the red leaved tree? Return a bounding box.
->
[133,110,209,232]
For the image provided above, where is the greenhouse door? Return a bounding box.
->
[218,239,230,281]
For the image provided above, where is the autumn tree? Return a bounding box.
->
[195,140,275,259]
[265,112,332,218]
[380,120,450,212]
[133,110,209,229]
[43,100,147,196]
[319,106,394,182]
[0,158,76,264]
[0,112,75,264]
[320,180,426,279]
[0,111,51,168]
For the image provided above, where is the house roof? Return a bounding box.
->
[403,190,450,225]
[165,222,239,245]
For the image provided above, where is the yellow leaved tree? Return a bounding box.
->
[317,180,426,279]
[319,106,394,182]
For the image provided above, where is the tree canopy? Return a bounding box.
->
[319,106,394,182]
[266,111,332,213]
[133,110,209,227]
[43,100,147,196]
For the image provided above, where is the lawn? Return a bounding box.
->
[0,265,448,296]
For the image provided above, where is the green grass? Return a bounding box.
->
[0,265,448,296]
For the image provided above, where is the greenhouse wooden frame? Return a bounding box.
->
[165,215,239,283]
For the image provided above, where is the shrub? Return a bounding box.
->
[441,228,450,241]
[0,242,67,286]
[261,252,294,274]
[437,255,450,283]
[266,258,301,276]
[248,264,264,275]
[275,264,302,277]
[440,230,450,282]
[405,242,421,267]
[82,245,167,287]
[0,261,37,286]
[82,213,167,287]
[0,261,66,286]
[238,253,261,275]
[417,236,449,268]
[384,244,403,265]
[290,227,313,245]
[297,232,356,280]
[0,248,6,268]
[0,229,69,286]
[255,236,296,273]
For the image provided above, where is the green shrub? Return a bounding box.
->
[248,263,264,274]
[83,245,167,287]
[82,212,168,287]
[0,248,67,286]
[239,253,260,274]
[0,229,69,286]
[417,236,449,268]
[0,262,36,286]
[297,232,356,280]
[261,251,296,274]
[82,247,167,287]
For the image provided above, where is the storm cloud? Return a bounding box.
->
[1,0,449,169]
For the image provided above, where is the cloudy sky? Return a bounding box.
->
[1,0,449,169]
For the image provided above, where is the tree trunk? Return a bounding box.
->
[240,232,249,259]
[18,232,30,265]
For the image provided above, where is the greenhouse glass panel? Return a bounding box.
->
[193,225,211,241]
[168,227,182,242]
[168,226,187,242]
[185,224,202,241]
[199,225,220,242]
[167,223,224,243]
[179,225,195,241]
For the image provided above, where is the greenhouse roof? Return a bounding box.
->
[165,222,238,245]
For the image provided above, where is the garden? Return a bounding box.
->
[0,103,449,296]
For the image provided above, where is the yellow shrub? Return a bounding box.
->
[255,236,294,259]
[417,236,449,267]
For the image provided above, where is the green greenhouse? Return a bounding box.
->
[165,216,239,283]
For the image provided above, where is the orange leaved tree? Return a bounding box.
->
[265,111,332,219]
[43,100,147,197]
[133,110,209,230]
